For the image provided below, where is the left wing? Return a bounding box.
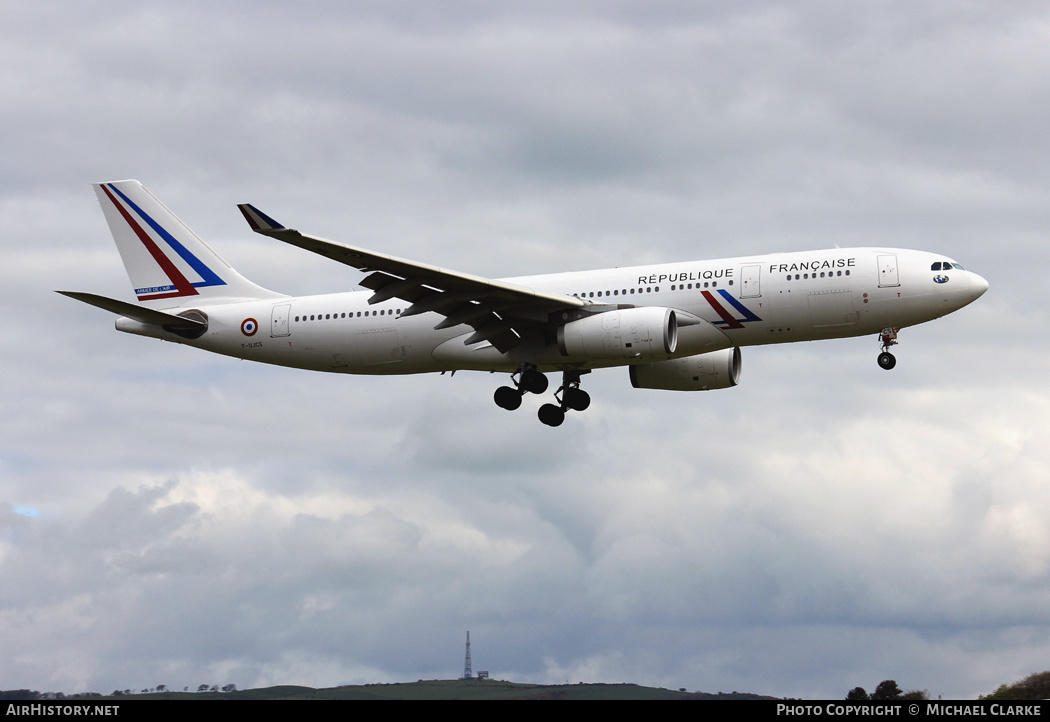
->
[238,203,585,352]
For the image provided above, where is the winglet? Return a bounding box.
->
[237,203,286,232]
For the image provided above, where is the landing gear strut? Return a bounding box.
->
[494,363,549,411]
[878,328,898,370]
[538,371,591,427]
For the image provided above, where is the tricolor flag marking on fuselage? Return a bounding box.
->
[702,289,762,329]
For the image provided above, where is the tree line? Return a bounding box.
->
[0,684,237,700]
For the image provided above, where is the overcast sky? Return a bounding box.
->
[2,1,1048,699]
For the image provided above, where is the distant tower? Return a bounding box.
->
[463,631,473,679]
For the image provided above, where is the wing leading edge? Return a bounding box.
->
[238,203,585,352]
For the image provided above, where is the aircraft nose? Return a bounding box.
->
[970,272,989,299]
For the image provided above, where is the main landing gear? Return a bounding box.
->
[538,371,591,427]
[494,364,548,411]
[878,327,898,370]
[494,366,590,426]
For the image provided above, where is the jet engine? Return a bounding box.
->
[558,307,677,360]
[629,347,741,391]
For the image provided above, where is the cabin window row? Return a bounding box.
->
[669,280,732,291]
[295,309,403,322]
[574,287,658,298]
[785,270,850,281]
[573,279,737,298]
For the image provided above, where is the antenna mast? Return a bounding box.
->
[463,631,473,679]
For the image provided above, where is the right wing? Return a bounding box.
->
[238,203,586,353]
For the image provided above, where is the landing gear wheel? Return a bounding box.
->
[562,388,591,412]
[494,386,522,410]
[520,369,549,395]
[495,364,545,412]
[877,328,899,371]
[538,403,565,427]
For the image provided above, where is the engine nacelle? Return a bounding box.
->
[558,307,677,360]
[629,347,742,391]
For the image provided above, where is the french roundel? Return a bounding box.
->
[241,318,259,336]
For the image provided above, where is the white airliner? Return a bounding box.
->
[62,180,988,426]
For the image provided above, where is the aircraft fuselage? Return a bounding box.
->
[117,246,986,376]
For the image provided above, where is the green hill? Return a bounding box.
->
[113,679,770,701]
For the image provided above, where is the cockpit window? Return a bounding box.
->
[951,262,965,270]
[931,262,942,270]
[932,260,966,271]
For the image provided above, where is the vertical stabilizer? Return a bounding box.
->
[94,180,282,307]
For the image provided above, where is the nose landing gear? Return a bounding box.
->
[878,328,898,370]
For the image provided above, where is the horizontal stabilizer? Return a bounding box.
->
[57,291,207,330]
